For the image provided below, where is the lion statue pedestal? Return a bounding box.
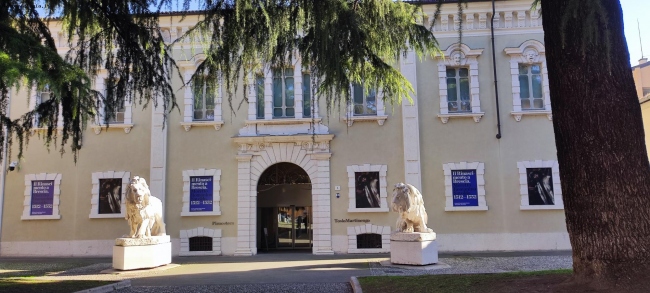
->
[389,183,438,266]
[113,176,171,271]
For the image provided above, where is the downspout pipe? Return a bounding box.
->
[491,0,502,139]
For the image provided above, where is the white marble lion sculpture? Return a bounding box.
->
[391,183,433,233]
[124,176,166,238]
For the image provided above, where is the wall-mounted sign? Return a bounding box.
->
[189,176,213,212]
[451,169,478,207]
[334,219,371,223]
[31,180,54,216]
[212,221,235,226]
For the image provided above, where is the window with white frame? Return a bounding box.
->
[302,73,312,118]
[104,79,125,124]
[517,160,564,210]
[92,74,133,134]
[193,82,215,121]
[34,85,51,127]
[518,64,544,110]
[239,60,328,136]
[273,68,295,118]
[256,75,265,119]
[445,68,471,113]
[352,83,377,116]
[437,43,484,123]
[179,60,224,131]
[504,40,552,121]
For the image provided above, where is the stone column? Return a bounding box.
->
[235,153,255,256]
[150,95,168,217]
[310,152,334,255]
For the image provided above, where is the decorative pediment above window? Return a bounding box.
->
[437,43,485,123]
[504,40,552,121]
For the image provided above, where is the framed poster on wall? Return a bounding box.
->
[451,169,478,207]
[355,172,381,209]
[189,176,213,212]
[30,180,54,216]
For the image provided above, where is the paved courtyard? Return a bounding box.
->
[0,251,573,293]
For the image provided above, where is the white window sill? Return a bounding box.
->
[180,121,224,131]
[21,215,61,220]
[445,206,489,212]
[347,208,389,213]
[342,115,388,127]
[181,211,222,217]
[437,112,484,124]
[91,124,134,134]
[89,213,125,219]
[245,118,322,126]
[30,127,63,135]
[520,205,564,210]
[511,110,552,122]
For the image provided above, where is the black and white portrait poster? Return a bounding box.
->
[355,172,381,208]
[99,178,122,214]
[526,168,554,205]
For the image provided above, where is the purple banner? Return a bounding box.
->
[190,176,213,212]
[31,180,54,216]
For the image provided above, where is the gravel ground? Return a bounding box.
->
[369,255,573,276]
[116,283,352,293]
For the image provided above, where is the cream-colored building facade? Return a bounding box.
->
[0,0,571,257]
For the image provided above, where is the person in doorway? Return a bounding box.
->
[296,211,303,237]
[302,211,309,235]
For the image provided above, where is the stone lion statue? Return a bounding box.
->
[391,183,433,233]
[124,176,166,238]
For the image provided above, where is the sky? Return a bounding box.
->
[621,0,649,66]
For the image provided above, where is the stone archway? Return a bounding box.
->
[233,135,334,256]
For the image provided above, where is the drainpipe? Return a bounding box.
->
[491,0,502,139]
[0,91,11,255]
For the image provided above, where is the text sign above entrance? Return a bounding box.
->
[31,180,54,215]
[189,176,213,212]
[451,169,478,207]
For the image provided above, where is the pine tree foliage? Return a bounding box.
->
[183,0,439,116]
[0,0,439,161]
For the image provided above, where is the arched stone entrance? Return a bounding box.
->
[233,135,334,255]
[257,162,312,250]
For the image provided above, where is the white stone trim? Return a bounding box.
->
[346,164,389,212]
[89,171,130,218]
[517,160,564,210]
[91,72,134,134]
[347,224,391,253]
[344,88,388,127]
[181,169,222,216]
[233,135,334,256]
[178,59,224,131]
[21,173,62,220]
[400,49,423,191]
[179,227,222,256]
[437,43,484,123]
[442,162,488,211]
[504,40,552,121]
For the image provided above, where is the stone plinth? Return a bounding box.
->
[113,235,171,270]
[390,232,438,265]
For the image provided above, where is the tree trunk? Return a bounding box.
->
[541,0,650,291]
